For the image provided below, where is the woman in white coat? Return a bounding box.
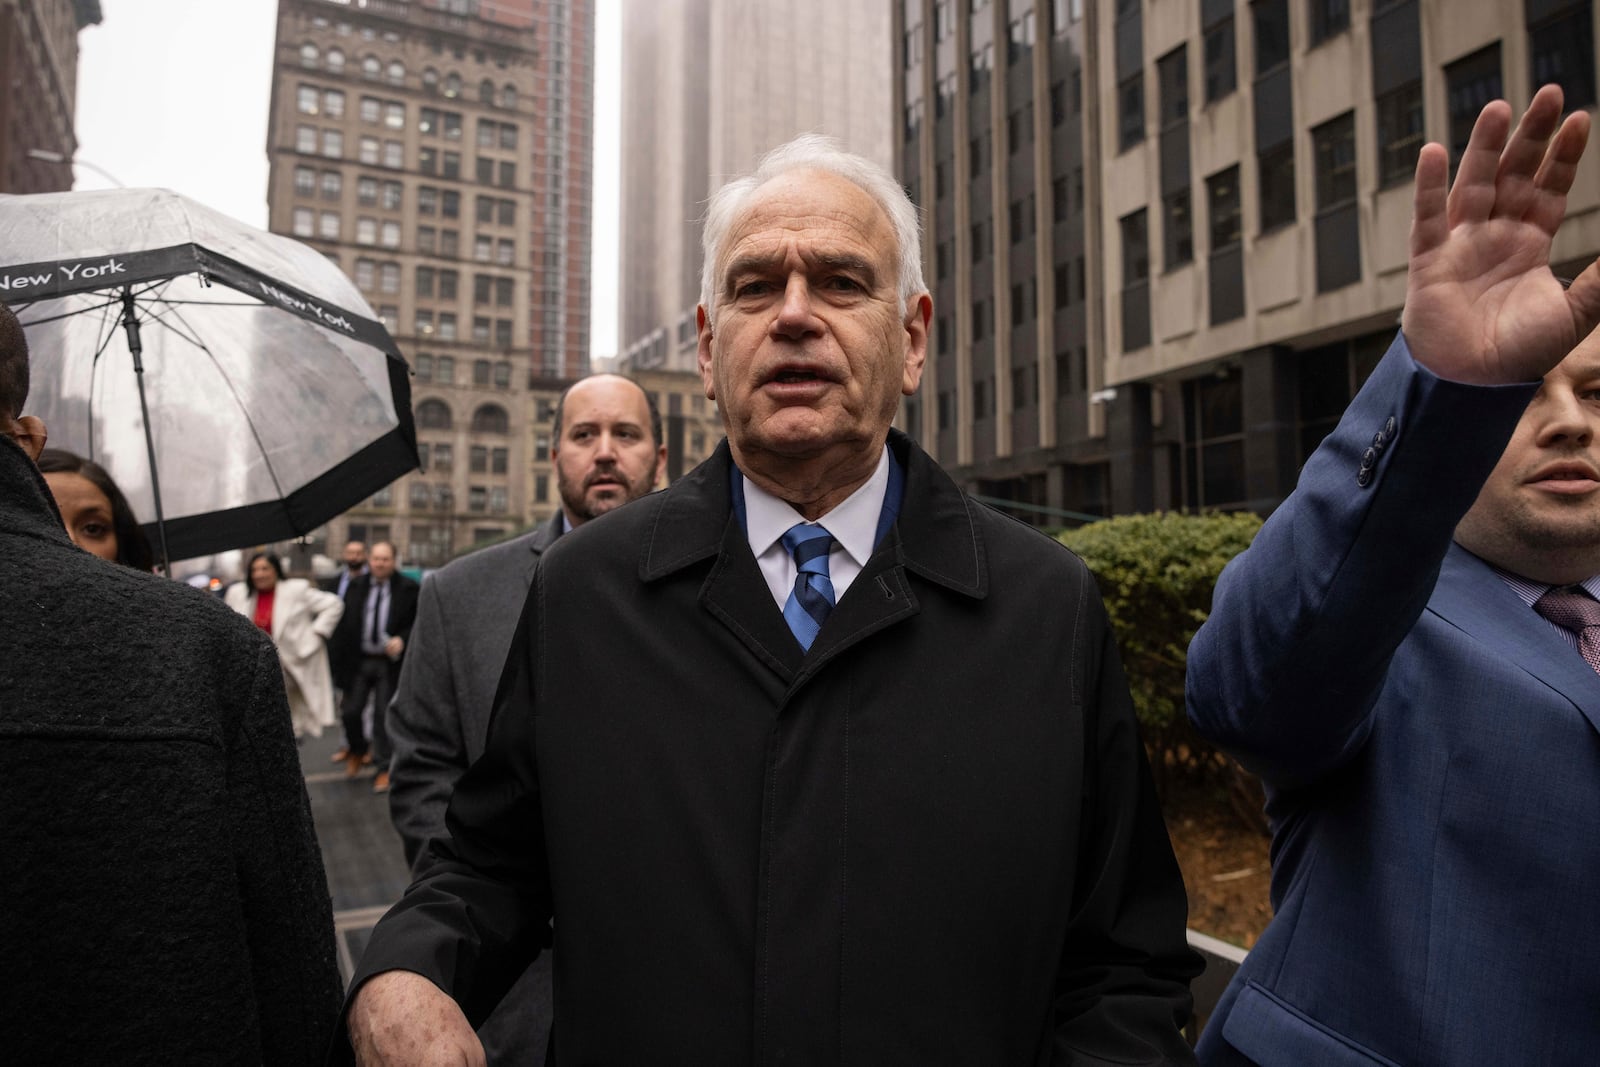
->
[225,552,345,739]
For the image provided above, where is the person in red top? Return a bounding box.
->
[225,552,345,740]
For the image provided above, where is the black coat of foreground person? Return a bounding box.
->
[341,134,1200,1067]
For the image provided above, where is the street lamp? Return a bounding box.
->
[26,149,126,188]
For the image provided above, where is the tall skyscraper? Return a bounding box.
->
[898,0,1600,522]
[617,0,893,373]
[266,0,593,567]
[0,0,101,194]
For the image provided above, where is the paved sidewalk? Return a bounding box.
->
[297,728,412,987]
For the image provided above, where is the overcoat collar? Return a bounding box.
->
[638,430,988,685]
[1433,543,1600,734]
[0,435,70,547]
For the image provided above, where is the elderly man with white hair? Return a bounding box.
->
[340,135,1200,1066]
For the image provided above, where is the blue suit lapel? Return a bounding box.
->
[1430,545,1600,734]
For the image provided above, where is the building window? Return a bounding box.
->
[380,220,400,248]
[1202,14,1236,102]
[442,191,460,219]
[379,261,400,294]
[1158,45,1189,125]
[1163,188,1194,270]
[1313,111,1358,209]
[438,313,457,341]
[321,170,342,200]
[1182,369,1247,509]
[292,207,314,238]
[972,298,988,343]
[326,48,344,74]
[318,129,339,158]
[318,211,340,240]
[493,362,511,389]
[416,398,452,430]
[1118,74,1145,151]
[297,85,319,114]
[1308,0,1351,45]
[383,140,404,168]
[385,102,405,129]
[1253,0,1291,74]
[360,96,381,124]
[472,404,510,434]
[294,166,316,196]
[1375,81,1424,187]
[1528,0,1596,111]
[1258,142,1296,232]
[1121,208,1151,350]
[414,353,433,382]
[382,180,402,210]
[436,356,454,385]
[296,125,317,153]
[1208,165,1243,253]
[324,89,345,118]
[299,42,318,68]
[470,444,488,472]
[359,136,379,165]
[415,266,434,297]
[1446,44,1502,170]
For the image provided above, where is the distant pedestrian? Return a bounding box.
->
[332,540,418,792]
[226,551,345,741]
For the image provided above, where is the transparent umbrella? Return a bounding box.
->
[0,187,417,571]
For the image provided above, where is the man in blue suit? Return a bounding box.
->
[1188,85,1600,1065]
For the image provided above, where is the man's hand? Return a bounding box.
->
[1401,84,1600,384]
[348,970,485,1067]
[385,634,405,659]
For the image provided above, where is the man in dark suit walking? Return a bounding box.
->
[1187,86,1600,1065]
[384,373,664,1064]
[342,134,1199,1065]
[324,539,367,767]
[335,540,418,792]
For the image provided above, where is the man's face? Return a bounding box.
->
[343,540,367,570]
[1456,327,1600,584]
[554,376,665,525]
[368,543,397,581]
[697,169,929,473]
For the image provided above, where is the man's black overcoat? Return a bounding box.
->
[348,431,1199,1065]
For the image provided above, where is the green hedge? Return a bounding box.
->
[1058,511,1263,794]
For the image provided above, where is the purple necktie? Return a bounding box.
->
[1533,586,1600,675]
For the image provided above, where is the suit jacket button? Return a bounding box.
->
[1357,467,1373,487]
[1382,416,1397,441]
[1360,446,1377,470]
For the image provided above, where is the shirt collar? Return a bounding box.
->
[740,446,890,567]
[1492,567,1600,606]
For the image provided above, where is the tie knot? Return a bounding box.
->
[781,523,835,575]
[1534,586,1600,632]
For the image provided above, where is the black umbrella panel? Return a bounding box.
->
[0,188,417,566]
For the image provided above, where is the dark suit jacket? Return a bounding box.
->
[387,515,563,1066]
[332,570,420,688]
[342,432,1198,1065]
[389,515,562,866]
[0,437,341,1064]
[1187,334,1600,1066]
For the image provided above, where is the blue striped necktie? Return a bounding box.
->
[781,523,837,651]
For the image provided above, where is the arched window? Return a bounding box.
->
[443,71,462,98]
[479,78,496,104]
[300,43,319,68]
[362,54,381,80]
[388,59,406,85]
[417,398,453,430]
[470,403,509,434]
[326,47,345,73]
[423,67,439,93]
[501,83,518,109]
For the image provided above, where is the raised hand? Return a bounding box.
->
[1401,84,1600,385]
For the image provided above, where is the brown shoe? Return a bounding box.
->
[345,754,363,778]
[330,747,350,764]
[361,752,375,767]
[372,770,391,794]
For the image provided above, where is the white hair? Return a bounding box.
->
[698,133,926,328]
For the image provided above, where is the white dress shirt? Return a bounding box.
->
[741,446,890,611]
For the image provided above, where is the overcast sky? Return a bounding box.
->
[72,0,621,360]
